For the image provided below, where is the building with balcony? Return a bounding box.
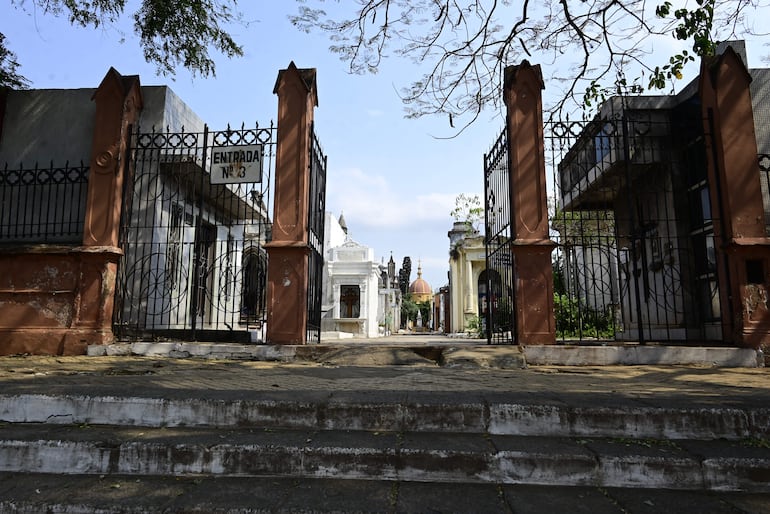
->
[553,41,770,343]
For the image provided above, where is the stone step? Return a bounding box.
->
[87,342,763,367]
[1,425,769,492]
[4,473,769,514]
[1,393,767,441]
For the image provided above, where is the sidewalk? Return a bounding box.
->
[0,346,767,410]
[1,342,769,513]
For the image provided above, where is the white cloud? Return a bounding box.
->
[327,167,460,229]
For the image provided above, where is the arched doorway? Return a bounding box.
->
[478,268,513,338]
[241,248,267,324]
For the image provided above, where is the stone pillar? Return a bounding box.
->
[83,68,142,247]
[78,68,142,347]
[699,46,770,348]
[503,61,556,345]
[464,259,474,314]
[265,63,318,344]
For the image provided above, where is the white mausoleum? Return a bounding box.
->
[321,213,382,338]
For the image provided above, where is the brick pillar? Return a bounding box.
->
[503,61,556,344]
[78,67,143,346]
[699,46,770,349]
[83,67,142,247]
[265,63,318,344]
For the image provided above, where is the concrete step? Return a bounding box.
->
[3,474,769,514]
[2,393,768,441]
[1,425,769,492]
[87,341,763,367]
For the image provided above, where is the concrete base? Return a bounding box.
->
[320,331,355,340]
[88,341,764,367]
[522,345,762,367]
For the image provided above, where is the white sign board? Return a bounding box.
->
[210,144,263,184]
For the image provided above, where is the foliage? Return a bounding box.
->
[466,315,483,338]
[397,256,412,296]
[554,293,615,339]
[133,0,243,77]
[400,294,431,326]
[290,0,762,126]
[451,193,483,232]
[3,0,244,87]
[0,33,28,89]
[400,294,419,327]
[417,300,431,326]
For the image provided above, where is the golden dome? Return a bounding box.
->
[409,264,432,299]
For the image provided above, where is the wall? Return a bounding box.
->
[0,89,95,165]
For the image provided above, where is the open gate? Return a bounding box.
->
[483,98,739,345]
[483,126,517,344]
[306,123,327,343]
[113,124,275,342]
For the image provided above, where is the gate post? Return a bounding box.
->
[699,46,770,349]
[503,62,556,344]
[265,63,318,344]
[80,67,143,346]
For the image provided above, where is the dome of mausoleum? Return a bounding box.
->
[409,264,432,302]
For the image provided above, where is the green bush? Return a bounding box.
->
[554,293,614,339]
[466,315,484,338]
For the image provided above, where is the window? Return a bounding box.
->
[594,123,613,164]
[340,285,361,318]
[165,203,183,291]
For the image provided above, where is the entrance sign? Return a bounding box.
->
[210,144,263,184]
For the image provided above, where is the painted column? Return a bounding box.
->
[265,63,318,344]
[699,46,770,348]
[77,68,143,347]
[360,280,368,336]
[503,61,556,345]
[332,282,341,319]
[464,259,474,314]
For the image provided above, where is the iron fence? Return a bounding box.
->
[114,123,274,342]
[0,161,89,243]
[307,123,327,344]
[483,126,516,344]
[547,101,721,343]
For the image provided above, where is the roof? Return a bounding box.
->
[409,264,432,295]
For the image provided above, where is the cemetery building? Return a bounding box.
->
[0,68,273,352]
[447,221,487,333]
[552,41,770,345]
[321,213,400,338]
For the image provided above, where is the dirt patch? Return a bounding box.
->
[317,347,438,367]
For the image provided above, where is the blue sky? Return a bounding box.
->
[4,2,768,292]
[3,1,505,291]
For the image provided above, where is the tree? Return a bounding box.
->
[400,294,418,327]
[451,193,483,233]
[0,33,28,89]
[400,294,431,327]
[290,0,764,127]
[398,256,412,296]
[2,0,244,87]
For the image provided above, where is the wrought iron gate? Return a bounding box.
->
[307,123,327,344]
[114,123,274,342]
[547,100,723,343]
[484,96,736,345]
[483,126,516,344]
